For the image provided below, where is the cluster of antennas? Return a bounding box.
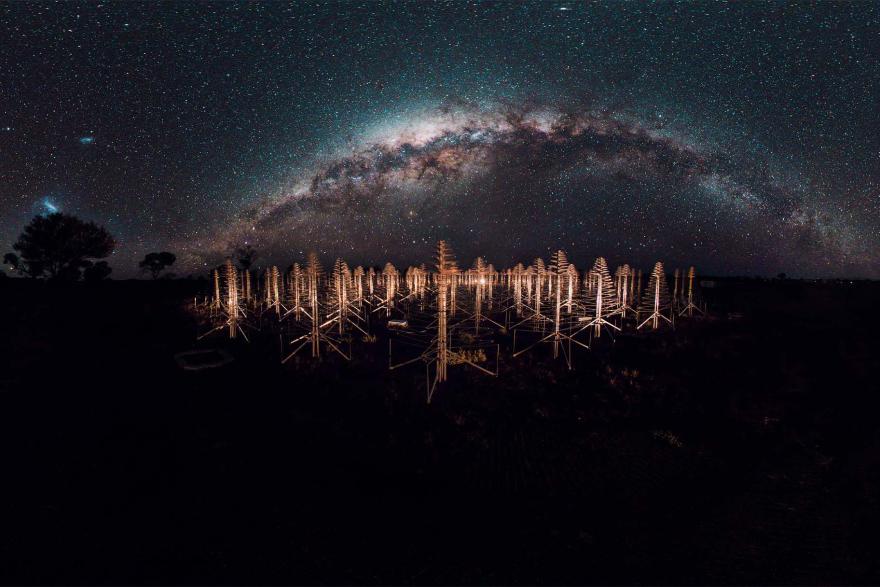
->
[194,241,706,402]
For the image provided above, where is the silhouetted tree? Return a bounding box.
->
[83,260,112,282]
[139,252,176,279]
[3,253,21,273]
[5,213,115,280]
[235,244,257,271]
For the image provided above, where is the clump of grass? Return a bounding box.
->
[653,429,683,448]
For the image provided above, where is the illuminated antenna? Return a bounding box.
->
[637,261,673,330]
[327,258,370,337]
[565,263,578,313]
[281,253,352,361]
[212,268,221,312]
[532,258,548,323]
[486,263,497,310]
[332,259,350,334]
[241,269,252,305]
[367,267,377,298]
[635,268,643,304]
[548,250,569,360]
[264,265,283,317]
[285,263,304,321]
[512,263,525,316]
[615,264,634,318]
[199,258,250,341]
[352,265,365,308]
[533,258,544,321]
[512,250,587,369]
[373,262,400,317]
[672,267,681,311]
[400,264,429,309]
[226,260,240,338]
[305,253,322,356]
[388,241,499,403]
[575,257,621,339]
[466,256,503,334]
[584,268,596,298]
[434,240,456,389]
[679,266,706,317]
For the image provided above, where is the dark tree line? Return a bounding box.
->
[139,252,176,279]
[4,213,115,281]
[3,213,255,282]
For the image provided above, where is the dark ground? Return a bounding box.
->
[1,277,879,585]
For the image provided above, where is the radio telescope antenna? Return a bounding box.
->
[509,263,525,317]
[632,267,643,320]
[534,258,546,323]
[584,267,596,299]
[372,262,400,317]
[283,263,304,321]
[225,259,241,338]
[449,267,459,317]
[486,263,497,311]
[199,258,251,341]
[403,265,429,302]
[614,264,635,318]
[212,268,221,313]
[548,250,569,361]
[629,266,637,308]
[332,259,350,335]
[635,268,643,304]
[678,266,706,317]
[574,256,621,340]
[565,263,579,314]
[367,267,377,300]
[672,267,681,311]
[435,240,456,389]
[241,269,252,306]
[512,250,587,369]
[637,261,673,330]
[263,265,284,318]
[388,241,499,403]
[464,256,504,335]
[352,265,365,309]
[325,258,370,337]
[305,253,322,356]
[281,253,352,362]
[509,257,552,331]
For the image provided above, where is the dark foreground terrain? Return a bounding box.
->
[1,277,879,585]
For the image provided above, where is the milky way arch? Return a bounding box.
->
[195,100,852,276]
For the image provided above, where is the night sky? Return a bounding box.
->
[2,1,878,278]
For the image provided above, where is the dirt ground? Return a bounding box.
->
[1,277,878,584]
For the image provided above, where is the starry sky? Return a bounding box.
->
[2,1,878,278]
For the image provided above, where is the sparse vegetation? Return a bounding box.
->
[139,251,177,279]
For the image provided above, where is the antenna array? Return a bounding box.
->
[194,243,707,401]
